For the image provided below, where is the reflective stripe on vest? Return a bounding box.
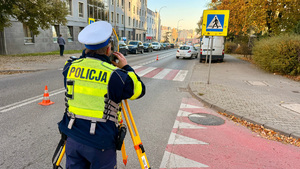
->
[128,72,143,100]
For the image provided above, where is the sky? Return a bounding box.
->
[147,0,212,30]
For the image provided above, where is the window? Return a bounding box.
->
[117,0,119,7]
[52,25,59,43]
[136,20,138,27]
[122,15,124,24]
[67,0,73,15]
[140,9,141,16]
[133,19,135,27]
[79,27,84,32]
[128,17,131,26]
[111,12,114,22]
[111,0,113,5]
[79,2,84,17]
[117,13,119,24]
[133,6,135,14]
[122,0,124,8]
[122,30,125,37]
[23,24,34,44]
[128,31,131,40]
[137,7,138,15]
[67,26,73,42]
[129,2,130,11]
[89,5,94,18]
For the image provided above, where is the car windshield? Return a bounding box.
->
[152,43,158,45]
[144,43,149,46]
[119,43,126,46]
[129,42,138,45]
[180,46,190,50]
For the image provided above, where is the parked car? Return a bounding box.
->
[200,36,224,62]
[160,43,166,50]
[118,41,128,56]
[151,42,161,51]
[127,41,144,54]
[170,43,175,48]
[162,43,170,50]
[143,43,153,52]
[176,45,198,59]
[166,43,171,49]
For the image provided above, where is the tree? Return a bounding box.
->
[0,0,68,35]
[215,0,300,36]
[195,17,203,38]
[163,31,171,43]
[171,28,178,42]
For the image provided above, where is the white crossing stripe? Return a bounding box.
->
[173,70,188,81]
[132,65,142,70]
[168,132,208,145]
[173,120,206,129]
[160,151,209,168]
[136,67,157,77]
[152,68,172,79]
[180,103,203,109]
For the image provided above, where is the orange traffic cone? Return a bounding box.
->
[39,85,54,106]
[156,55,159,61]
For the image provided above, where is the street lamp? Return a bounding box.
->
[177,19,183,45]
[158,6,166,42]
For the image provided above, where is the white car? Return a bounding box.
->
[151,42,161,51]
[176,45,198,59]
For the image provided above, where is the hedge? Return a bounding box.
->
[252,34,300,75]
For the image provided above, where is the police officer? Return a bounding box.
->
[58,21,146,169]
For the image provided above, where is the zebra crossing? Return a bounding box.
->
[132,65,188,81]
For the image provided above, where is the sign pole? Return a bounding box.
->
[207,36,213,84]
[205,36,210,64]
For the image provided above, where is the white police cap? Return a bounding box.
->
[78,21,113,50]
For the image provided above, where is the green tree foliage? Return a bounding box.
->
[0,0,68,35]
[252,34,300,75]
[215,0,300,36]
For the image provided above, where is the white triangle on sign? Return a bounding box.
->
[160,151,209,168]
[168,132,208,145]
[173,120,206,129]
[180,103,203,109]
[207,15,222,29]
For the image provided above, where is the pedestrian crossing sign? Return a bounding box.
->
[88,18,95,25]
[202,10,229,36]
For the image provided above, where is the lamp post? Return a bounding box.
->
[177,19,183,45]
[158,6,166,42]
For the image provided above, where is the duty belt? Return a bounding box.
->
[66,98,120,135]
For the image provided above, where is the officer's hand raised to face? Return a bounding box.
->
[111,52,128,69]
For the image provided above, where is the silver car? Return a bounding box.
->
[176,45,198,59]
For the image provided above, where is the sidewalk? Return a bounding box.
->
[0,53,80,77]
[188,54,300,139]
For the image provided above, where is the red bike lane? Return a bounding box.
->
[160,98,300,169]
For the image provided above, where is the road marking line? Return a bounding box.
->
[160,151,209,168]
[173,120,206,129]
[152,68,172,79]
[136,67,157,77]
[180,103,203,109]
[173,70,188,81]
[0,88,65,112]
[168,132,208,145]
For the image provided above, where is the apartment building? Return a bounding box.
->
[0,0,161,55]
[0,0,109,55]
[146,8,159,42]
[109,0,147,42]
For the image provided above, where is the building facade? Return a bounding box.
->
[146,8,159,42]
[0,0,162,55]
[109,0,147,42]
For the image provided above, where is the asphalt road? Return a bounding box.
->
[1,49,299,169]
[0,49,197,168]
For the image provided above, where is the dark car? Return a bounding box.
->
[143,43,153,52]
[127,41,144,54]
[118,41,128,56]
[162,43,169,50]
[170,43,175,48]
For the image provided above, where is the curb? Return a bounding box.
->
[187,84,299,140]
